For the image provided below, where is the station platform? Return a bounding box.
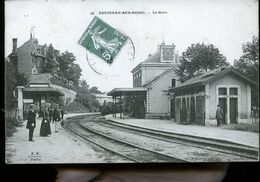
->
[105,115,259,149]
[5,113,103,164]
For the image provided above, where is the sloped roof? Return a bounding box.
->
[23,87,64,96]
[143,51,161,63]
[170,66,257,91]
[143,67,176,87]
[16,38,46,57]
[107,87,147,96]
[29,74,50,84]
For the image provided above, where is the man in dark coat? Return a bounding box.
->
[61,107,64,120]
[53,104,61,132]
[26,104,36,141]
[216,104,224,126]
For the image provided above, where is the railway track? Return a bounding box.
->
[95,118,259,160]
[63,114,188,163]
[63,114,258,162]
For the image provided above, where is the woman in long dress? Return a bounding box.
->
[40,106,50,136]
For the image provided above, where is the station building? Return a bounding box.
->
[169,66,257,126]
[108,42,256,126]
[7,33,76,120]
[108,42,180,119]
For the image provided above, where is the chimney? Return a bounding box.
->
[160,42,175,62]
[12,38,17,54]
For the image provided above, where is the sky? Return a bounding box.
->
[5,0,258,92]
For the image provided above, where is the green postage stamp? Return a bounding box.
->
[78,16,128,64]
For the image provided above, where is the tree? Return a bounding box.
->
[5,60,18,111]
[89,86,102,94]
[41,44,59,74]
[5,59,29,111]
[234,36,259,107]
[234,36,259,82]
[56,51,82,85]
[176,43,229,81]
[75,80,100,111]
[67,63,82,86]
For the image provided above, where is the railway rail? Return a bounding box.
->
[63,114,258,162]
[63,114,188,163]
[97,118,259,160]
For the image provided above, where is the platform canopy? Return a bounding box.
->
[23,87,64,98]
[107,87,147,97]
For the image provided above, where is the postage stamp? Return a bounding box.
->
[78,16,128,64]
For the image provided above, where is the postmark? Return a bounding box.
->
[78,16,128,64]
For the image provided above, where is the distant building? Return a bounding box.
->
[94,93,114,105]
[7,32,76,120]
[169,66,257,126]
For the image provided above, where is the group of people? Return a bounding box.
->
[26,103,64,142]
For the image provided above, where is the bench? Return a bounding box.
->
[147,113,171,120]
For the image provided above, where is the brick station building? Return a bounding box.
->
[7,33,76,120]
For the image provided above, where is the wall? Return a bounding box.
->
[51,84,77,104]
[207,72,250,125]
[17,40,35,76]
[94,93,113,105]
[142,65,173,85]
[148,71,177,115]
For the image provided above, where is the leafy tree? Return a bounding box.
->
[80,80,89,89]
[5,60,28,111]
[89,86,102,94]
[56,51,82,85]
[176,43,229,81]
[75,80,100,111]
[67,63,82,86]
[5,61,17,110]
[234,36,259,82]
[234,36,259,107]
[41,44,58,74]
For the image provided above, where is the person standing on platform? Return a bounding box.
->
[26,104,36,142]
[53,104,61,132]
[49,105,54,123]
[40,108,48,137]
[41,104,51,136]
[61,107,64,120]
[216,104,224,126]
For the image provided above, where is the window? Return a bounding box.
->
[171,79,176,87]
[218,87,227,95]
[230,88,238,95]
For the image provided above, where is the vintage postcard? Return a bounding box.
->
[5,0,259,164]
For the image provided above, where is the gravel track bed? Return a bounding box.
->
[64,117,133,163]
[67,119,185,162]
[80,120,254,162]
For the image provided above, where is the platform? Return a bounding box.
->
[105,115,259,148]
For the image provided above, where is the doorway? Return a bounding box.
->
[181,98,187,124]
[170,99,175,118]
[230,98,238,124]
[190,97,195,123]
[219,98,227,124]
